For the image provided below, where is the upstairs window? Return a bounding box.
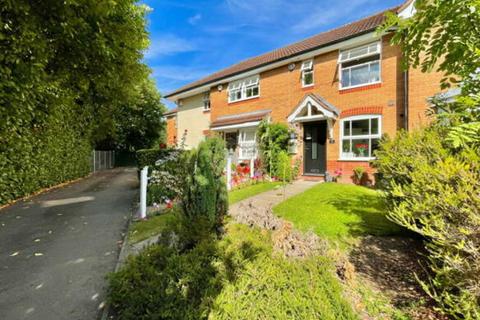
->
[301,59,314,87]
[203,92,210,111]
[228,76,260,103]
[339,42,381,89]
[340,115,381,160]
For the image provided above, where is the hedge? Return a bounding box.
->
[136,148,175,169]
[0,103,92,205]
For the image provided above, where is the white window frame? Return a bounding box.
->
[203,92,210,111]
[301,59,314,87]
[238,128,257,160]
[338,41,382,90]
[228,75,260,103]
[339,115,382,161]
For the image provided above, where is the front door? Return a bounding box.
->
[303,121,327,175]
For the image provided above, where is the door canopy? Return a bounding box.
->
[287,93,339,123]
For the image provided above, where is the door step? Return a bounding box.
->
[301,175,325,182]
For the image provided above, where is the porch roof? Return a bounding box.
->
[288,93,340,122]
[210,109,271,130]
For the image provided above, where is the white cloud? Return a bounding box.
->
[188,13,202,25]
[145,34,196,58]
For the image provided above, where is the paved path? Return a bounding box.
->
[0,168,138,320]
[229,180,320,215]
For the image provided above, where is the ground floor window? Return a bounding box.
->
[238,129,257,160]
[340,115,381,160]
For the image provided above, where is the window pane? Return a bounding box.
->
[370,62,380,82]
[371,118,379,134]
[303,71,313,85]
[351,119,369,135]
[348,46,369,60]
[343,121,350,136]
[252,86,259,96]
[350,64,370,86]
[341,69,350,87]
[352,139,370,158]
[341,139,352,158]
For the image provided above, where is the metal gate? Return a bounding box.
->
[92,150,115,172]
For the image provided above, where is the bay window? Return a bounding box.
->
[340,115,381,160]
[339,42,381,89]
[301,59,314,87]
[228,75,260,103]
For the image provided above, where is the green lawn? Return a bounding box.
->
[228,181,282,205]
[273,183,403,242]
[129,211,176,243]
[130,182,282,243]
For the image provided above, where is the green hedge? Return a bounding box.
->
[136,148,175,169]
[0,98,92,205]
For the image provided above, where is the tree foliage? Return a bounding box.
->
[374,129,480,319]
[0,0,155,204]
[381,0,480,150]
[377,2,480,317]
[181,137,229,230]
[257,120,291,177]
[97,78,166,151]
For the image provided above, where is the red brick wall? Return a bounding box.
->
[166,116,177,146]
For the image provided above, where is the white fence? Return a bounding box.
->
[92,150,115,172]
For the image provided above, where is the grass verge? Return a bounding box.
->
[128,211,176,243]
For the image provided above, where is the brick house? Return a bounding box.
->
[164,0,446,182]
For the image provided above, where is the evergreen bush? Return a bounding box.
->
[374,128,480,319]
[180,137,228,229]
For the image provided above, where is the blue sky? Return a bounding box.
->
[142,0,403,109]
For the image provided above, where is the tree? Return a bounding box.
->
[96,78,166,151]
[381,0,480,149]
[0,0,154,204]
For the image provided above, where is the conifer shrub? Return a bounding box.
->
[180,137,228,230]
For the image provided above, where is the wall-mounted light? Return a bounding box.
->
[217,84,223,91]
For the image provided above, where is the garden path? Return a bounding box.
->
[229,180,320,216]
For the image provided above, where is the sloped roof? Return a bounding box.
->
[165,6,400,99]
[163,108,177,116]
[210,109,271,128]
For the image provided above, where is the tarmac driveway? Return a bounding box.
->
[0,168,138,320]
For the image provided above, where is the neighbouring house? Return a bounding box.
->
[164,0,447,182]
[163,108,177,146]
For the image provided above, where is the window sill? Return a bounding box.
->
[228,96,260,105]
[339,82,382,94]
[302,85,315,90]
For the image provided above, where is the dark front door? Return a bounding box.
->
[303,121,327,175]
